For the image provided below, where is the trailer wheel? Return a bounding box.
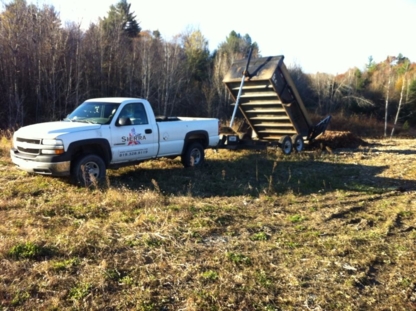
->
[279,136,292,155]
[291,134,304,153]
[181,142,205,167]
[71,154,106,186]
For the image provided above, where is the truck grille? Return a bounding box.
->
[17,137,41,144]
[18,147,40,154]
[16,137,41,155]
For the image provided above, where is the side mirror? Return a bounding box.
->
[117,117,132,126]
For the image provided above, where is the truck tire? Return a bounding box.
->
[181,142,205,167]
[71,154,106,186]
[291,134,304,153]
[279,136,292,155]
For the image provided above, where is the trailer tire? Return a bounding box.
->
[181,142,205,167]
[71,154,106,186]
[279,136,292,155]
[291,134,304,153]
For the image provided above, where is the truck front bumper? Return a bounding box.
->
[10,149,71,176]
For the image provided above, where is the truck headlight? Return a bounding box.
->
[41,139,64,155]
[42,139,63,146]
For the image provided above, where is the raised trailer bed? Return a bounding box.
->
[219,53,331,154]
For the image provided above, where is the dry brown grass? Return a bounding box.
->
[1,131,416,310]
[312,112,416,138]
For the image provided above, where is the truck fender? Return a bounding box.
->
[182,130,209,154]
[67,138,112,166]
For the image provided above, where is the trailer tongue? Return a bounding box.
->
[219,54,331,154]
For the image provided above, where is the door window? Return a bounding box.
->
[118,103,148,125]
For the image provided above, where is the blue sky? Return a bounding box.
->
[11,0,416,74]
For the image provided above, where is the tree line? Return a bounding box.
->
[1,0,416,135]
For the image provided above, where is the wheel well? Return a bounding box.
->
[183,131,208,154]
[68,140,111,169]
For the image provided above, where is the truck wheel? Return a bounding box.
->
[181,142,204,167]
[72,154,106,186]
[279,136,292,155]
[291,134,304,153]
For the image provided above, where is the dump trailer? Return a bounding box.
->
[218,53,331,154]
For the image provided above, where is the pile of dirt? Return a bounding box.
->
[312,131,368,150]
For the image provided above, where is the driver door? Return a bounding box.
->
[111,102,158,163]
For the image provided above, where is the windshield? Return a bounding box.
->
[65,102,120,124]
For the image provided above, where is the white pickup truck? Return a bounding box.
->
[10,97,220,185]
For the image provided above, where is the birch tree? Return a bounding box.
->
[391,59,410,137]
[0,0,29,127]
[139,31,163,107]
[384,56,397,137]
[159,38,185,116]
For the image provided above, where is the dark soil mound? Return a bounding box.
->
[312,131,368,149]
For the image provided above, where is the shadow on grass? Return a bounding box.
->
[361,148,416,155]
[106,152,416,198]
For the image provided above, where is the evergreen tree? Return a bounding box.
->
[366,55,377,73]
[219,31,256,57]
[407,79,416,125]
[101,0,140,38]
[181,30,212,115]
[183,30,210,82]
[409,79,416,104]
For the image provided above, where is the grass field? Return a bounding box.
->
[0,133,415,310]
